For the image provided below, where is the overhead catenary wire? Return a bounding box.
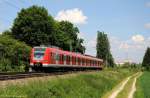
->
[3,0,20,10]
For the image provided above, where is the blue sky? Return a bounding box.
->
[0,0,150,63]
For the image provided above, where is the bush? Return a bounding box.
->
[0,35,31,72]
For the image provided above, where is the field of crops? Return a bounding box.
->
[135,71,150,98]
[0,69,134,98]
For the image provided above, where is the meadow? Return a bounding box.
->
[134,71,150,98]
[0,68,135,98]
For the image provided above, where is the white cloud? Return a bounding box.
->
[87,39,96,48]
[119,42,130,49]
[55,8,87,24]
[146,2,150,7]
[144,23,150,29]
[131,34,144,43]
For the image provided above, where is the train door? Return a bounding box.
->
[72,56,74,65]
[75,57,78,65]
[59,54,62,64]
[66,55,68,65]
[64,54,66,65]
[55,53,58,65]
[78,57,80,65]
[61,54,64,65]
[82,58,84,66]
[50,52,54,64]
[67,55,70,65]
[70,55,72,65]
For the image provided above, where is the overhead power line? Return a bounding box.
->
[3,0,20,10]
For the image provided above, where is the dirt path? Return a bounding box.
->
[102,72,142,98]
[128,72,142,98]
[108,77,131,98]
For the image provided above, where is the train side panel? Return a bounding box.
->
[30,47,103,69]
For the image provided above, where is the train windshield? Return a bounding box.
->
[34,48,46,60]
[34,52,44,60]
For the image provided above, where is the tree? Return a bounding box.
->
[12,5,56,46]
[58,21,85,54]
[11,6,85,54]
[96,31,114,67]
[107,53,115,67]
[142,47,150,70]
[1,30,13,37]
[0,35,31,72]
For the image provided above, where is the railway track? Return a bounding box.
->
[0,71,70,81]
[0,70,96,81]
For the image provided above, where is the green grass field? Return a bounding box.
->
[135,71,150,98]
[0,69,135,98]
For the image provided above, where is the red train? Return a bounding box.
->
[30,46,103,71]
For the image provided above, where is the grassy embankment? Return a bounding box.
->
[134,71,150,98]
[0,68,136,98]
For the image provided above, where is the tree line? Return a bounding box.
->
[1,5,149,72]
[1,5,150,71]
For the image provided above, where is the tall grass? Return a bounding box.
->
[134,71,150,98]
[0,69,134,98]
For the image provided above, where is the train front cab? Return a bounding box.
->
[30,47,49,70]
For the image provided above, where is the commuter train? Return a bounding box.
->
[30,46,103,71]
